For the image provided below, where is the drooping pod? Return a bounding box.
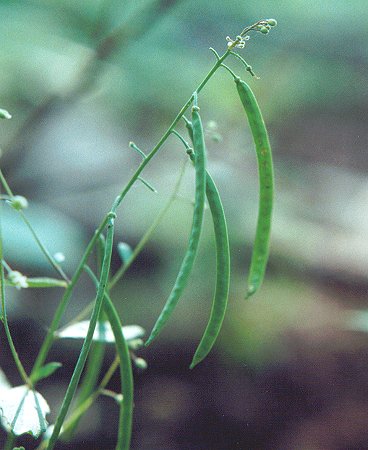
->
[190,171,230,368]
[235,77,274,299]
[145,102,207,346]
[183,120,231,367]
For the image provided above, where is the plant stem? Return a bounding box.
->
[113,49,231,211]
[43,50,230,336]
[58,159,188,329]
[0,206,31,386]
[109,158,188,289]
[0,169,70,283]
[37,357,120,450]
[62,236,107,440]
[30,213,111,378]
[46,202,117,450]
[85,266,134,450]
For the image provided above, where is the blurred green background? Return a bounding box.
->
[1,0,368,449]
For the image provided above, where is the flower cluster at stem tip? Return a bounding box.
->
[226,18,277,49]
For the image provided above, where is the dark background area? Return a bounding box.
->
[1,0,368,448]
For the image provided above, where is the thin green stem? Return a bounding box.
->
[109,158,188,289]
[209,47,221,61]
[230,51,257,77]
[113,49,231,212]
[1,259,12,273]
[46,202,117,450]
[19,211,70,282]
[85,265,133,450]
[220,63,238,79]
[30,213,111,379]
[34,41,228,423]
[129,142,147,159]
[0,170,12,196]
[171,129,192,150]
[63,236,107,440]
[57,159,188,329]
[137,176,157,193]
[0,206,31,386]
[0,169,70,283]
[37,357,120,450]
[63,339,105,440]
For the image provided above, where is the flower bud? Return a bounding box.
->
[9,195,28,210]
[134,357,148,370]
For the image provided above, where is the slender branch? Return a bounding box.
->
[0,206,31,386]
[36,357,120,450]
[46,201,117,450]
[113,49,231,211]
[0,170,70,283]
[109,158,188,289]
[85,266,134,450]
[30,212,111,378]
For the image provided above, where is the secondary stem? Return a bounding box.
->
[114,48,231,210]
[32,48,231,376]
[0,207,31,386]
[109,158,188,289]
[46,203,117,450]
[30,213,111,378]
[0,169,70,283]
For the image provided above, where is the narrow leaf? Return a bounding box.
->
[30,362,62,383]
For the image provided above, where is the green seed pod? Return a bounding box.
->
[235,78,274,299]
[145,103,207,346]
[182,121,230,368]
[190,171,230,368]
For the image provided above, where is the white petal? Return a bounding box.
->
[57,321,145,343]
[0,385,50,437]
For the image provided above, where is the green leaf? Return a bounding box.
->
[30,362,62,383]
[13,447,25,450]
[56,321,145,344]
[0,385,50,437]
[117,242,133,265]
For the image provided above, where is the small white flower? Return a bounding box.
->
[53,252,65,263]
[8,271,29,289]
[9,195,28,210]
[225,35,249,49]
